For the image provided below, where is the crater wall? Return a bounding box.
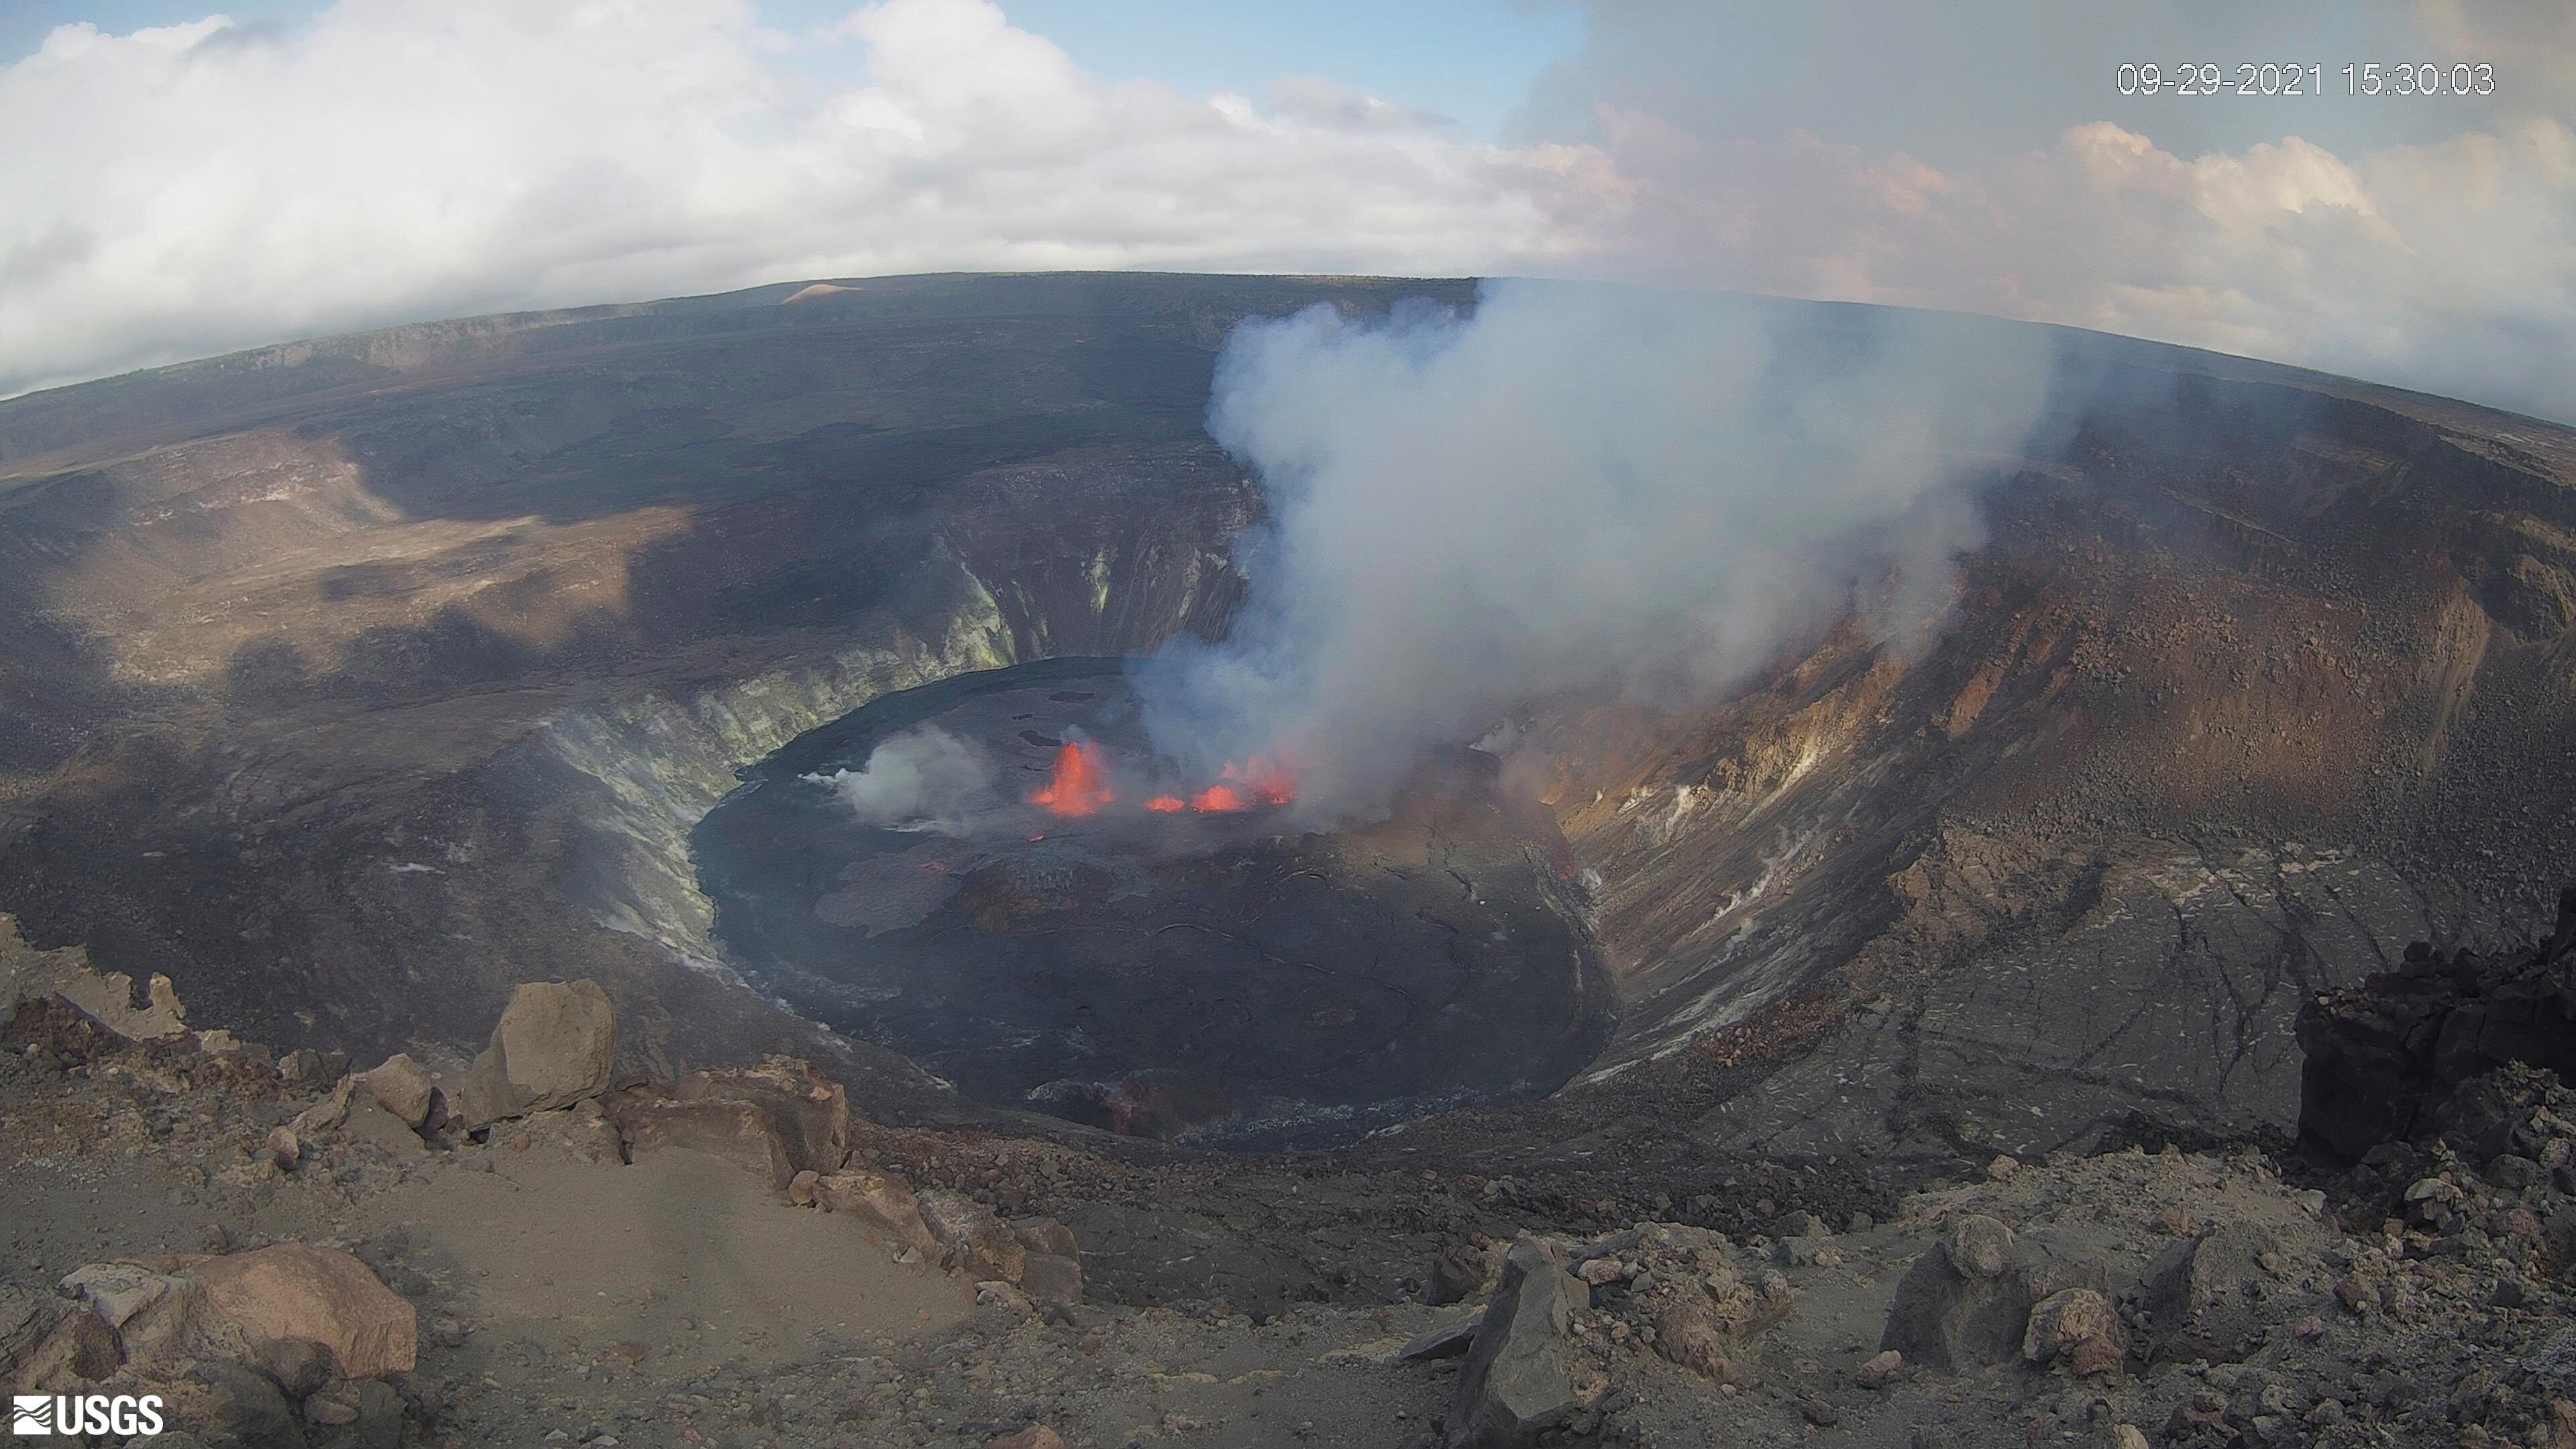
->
[3,274,2573,1156]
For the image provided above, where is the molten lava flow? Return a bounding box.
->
[1027,738,1299,817]
[1231,755,1299,806]
[1030,740,1112,816]
[1183,755,1299,812]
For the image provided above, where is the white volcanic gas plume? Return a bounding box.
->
[1132,280,2057,824]
[802,725,996,835]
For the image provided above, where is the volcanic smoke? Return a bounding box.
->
[1131,280,2056,824]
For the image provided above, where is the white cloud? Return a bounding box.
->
[1572,107,2576,420]
[0,0,1607,396]
[1,0,2571,421]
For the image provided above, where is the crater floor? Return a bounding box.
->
[695,659,1613,1146]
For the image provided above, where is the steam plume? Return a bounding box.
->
[804,725,994,834]
[1134,280,2055,822]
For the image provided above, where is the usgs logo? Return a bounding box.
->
[11,1394,164,1437]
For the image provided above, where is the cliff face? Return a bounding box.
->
[1,274,2572,1153]
[1487,351,2576,1161]
[2296,888,2576,1163]
[0,274,1342,1081]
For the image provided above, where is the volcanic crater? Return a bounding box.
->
[694,658,1611,1146]
[1,272,2572,1185]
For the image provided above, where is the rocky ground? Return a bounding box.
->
[11,894,2576,1448]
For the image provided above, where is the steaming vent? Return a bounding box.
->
[694,659,1611,1149]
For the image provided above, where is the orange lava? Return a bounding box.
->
[1024,737,1301,819]
[1226,755,1299,806]
[1030,741,1113,816]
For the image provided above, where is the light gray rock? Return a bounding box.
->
[916,1189,1025,1283]
[359,1053,433,1128]
[340,1092,424,1155]
[493,979,614,1111]
[1450,1237,1584,1448]
[58,1263,182,1330]
[451,979,616,1129]
[1945,1215,2015,1278]
[814,1170,941,1259]
[288,1078,354,1138]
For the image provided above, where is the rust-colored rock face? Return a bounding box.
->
[1515,370,2576,1158]
[187,1244,418,1380]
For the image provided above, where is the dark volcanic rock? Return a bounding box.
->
[2296,886,2576,1161]
[1450,1238,1584,1449]
[1880,1218,2108,1374]
[193,1359,307,1448]
[2139,1224,2279,1360]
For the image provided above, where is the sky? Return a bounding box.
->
[3,0,2573,419]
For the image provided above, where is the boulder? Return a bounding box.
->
[1854,1348,1904,1389]
[60,1262,184,1330]
[12,1309,120,1391]
[303,1378,401,1449]
[1401,1309,1485,1362]
[1944,1214,2014,1278]
[670,1057,849,1176]
[289,1078,355,1138]
[613,1095,796,1189]
[1018,1252,1083,1307]
[449,979,615,1129]
[1012,1218,1079,1262]
[1450,1237,1584,1448]
[1429,1240,1488,1305]
[56,1262,203,1368]
[339,1092,424,1155]
[257,1336,332,1399]
[0,1286,60,1381]
[1650,1293,1738,1383]
[815,1171,941,1258]
[2138,1224,2278,1358]
[918,1189,1026,1283]
[193,1358,307,1448]
[514,1101,625,1164]
[492,979,616,1110]
[186,1244,417,1379]
[985,1428,1065,1449]
[1882,1224,2106,1373]
[2022,1287,2123,1371]
[443,1057,508,1133]
[358,1054,433,1128]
